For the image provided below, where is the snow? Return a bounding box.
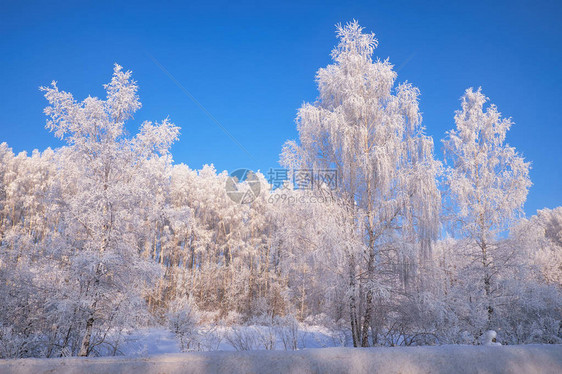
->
[0,344,560,374]
[482,330,502,346]
[117,325,349,355]
[118,328,181,356]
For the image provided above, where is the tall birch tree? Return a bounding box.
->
[282,21,441,346]
[41,64,180,356]
[442,87,531,325]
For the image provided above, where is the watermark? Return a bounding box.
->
[225,168,338,204]
[266,168,338,191]
[225,169,261,204]
[267,192,336,205]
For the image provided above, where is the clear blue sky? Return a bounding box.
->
[1,0,560,216]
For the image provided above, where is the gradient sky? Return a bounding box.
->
[1,0,561,216]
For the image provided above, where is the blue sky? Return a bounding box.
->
[1,0,560,215]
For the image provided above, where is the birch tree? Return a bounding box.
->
[41,64,179,356]
[442,87,531,326]
[282,21,441,346]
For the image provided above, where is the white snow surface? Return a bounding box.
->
[116,325,350,355]
[1,344,561,374]
[119,328,182,356]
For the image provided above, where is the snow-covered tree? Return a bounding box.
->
[282,21,441,346]
[442,87,531,326]
[40,64,180,356]
[514,207,562,286]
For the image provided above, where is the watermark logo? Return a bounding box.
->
[266,168,338,191]
[226,168,338,204]
[225,169,261,204]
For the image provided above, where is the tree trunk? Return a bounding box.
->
[348,254,360,347]
[79,264,101,357]
[78,311,95,356]
[481,242,493,324]
[360,224,376,347]
[361,249,375,347]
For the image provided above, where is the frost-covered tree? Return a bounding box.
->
[282,21,441,346]
[442,87,531,326]
[0,145,61,357]
[514,207,562,286]
[40,64,179,356]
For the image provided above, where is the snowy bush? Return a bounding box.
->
[225,326,259,351]
[274,315,300,350]
[167,296,201,351]
[249,315,277,350]
[0,326,33,359]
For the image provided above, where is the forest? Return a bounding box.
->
[0,21,560,358]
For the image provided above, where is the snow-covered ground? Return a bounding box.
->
[116,324,349,355]
[1,344,561,374]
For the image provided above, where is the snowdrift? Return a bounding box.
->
[1,344,561,374]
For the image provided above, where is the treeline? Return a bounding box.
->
[0,22,560,358]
